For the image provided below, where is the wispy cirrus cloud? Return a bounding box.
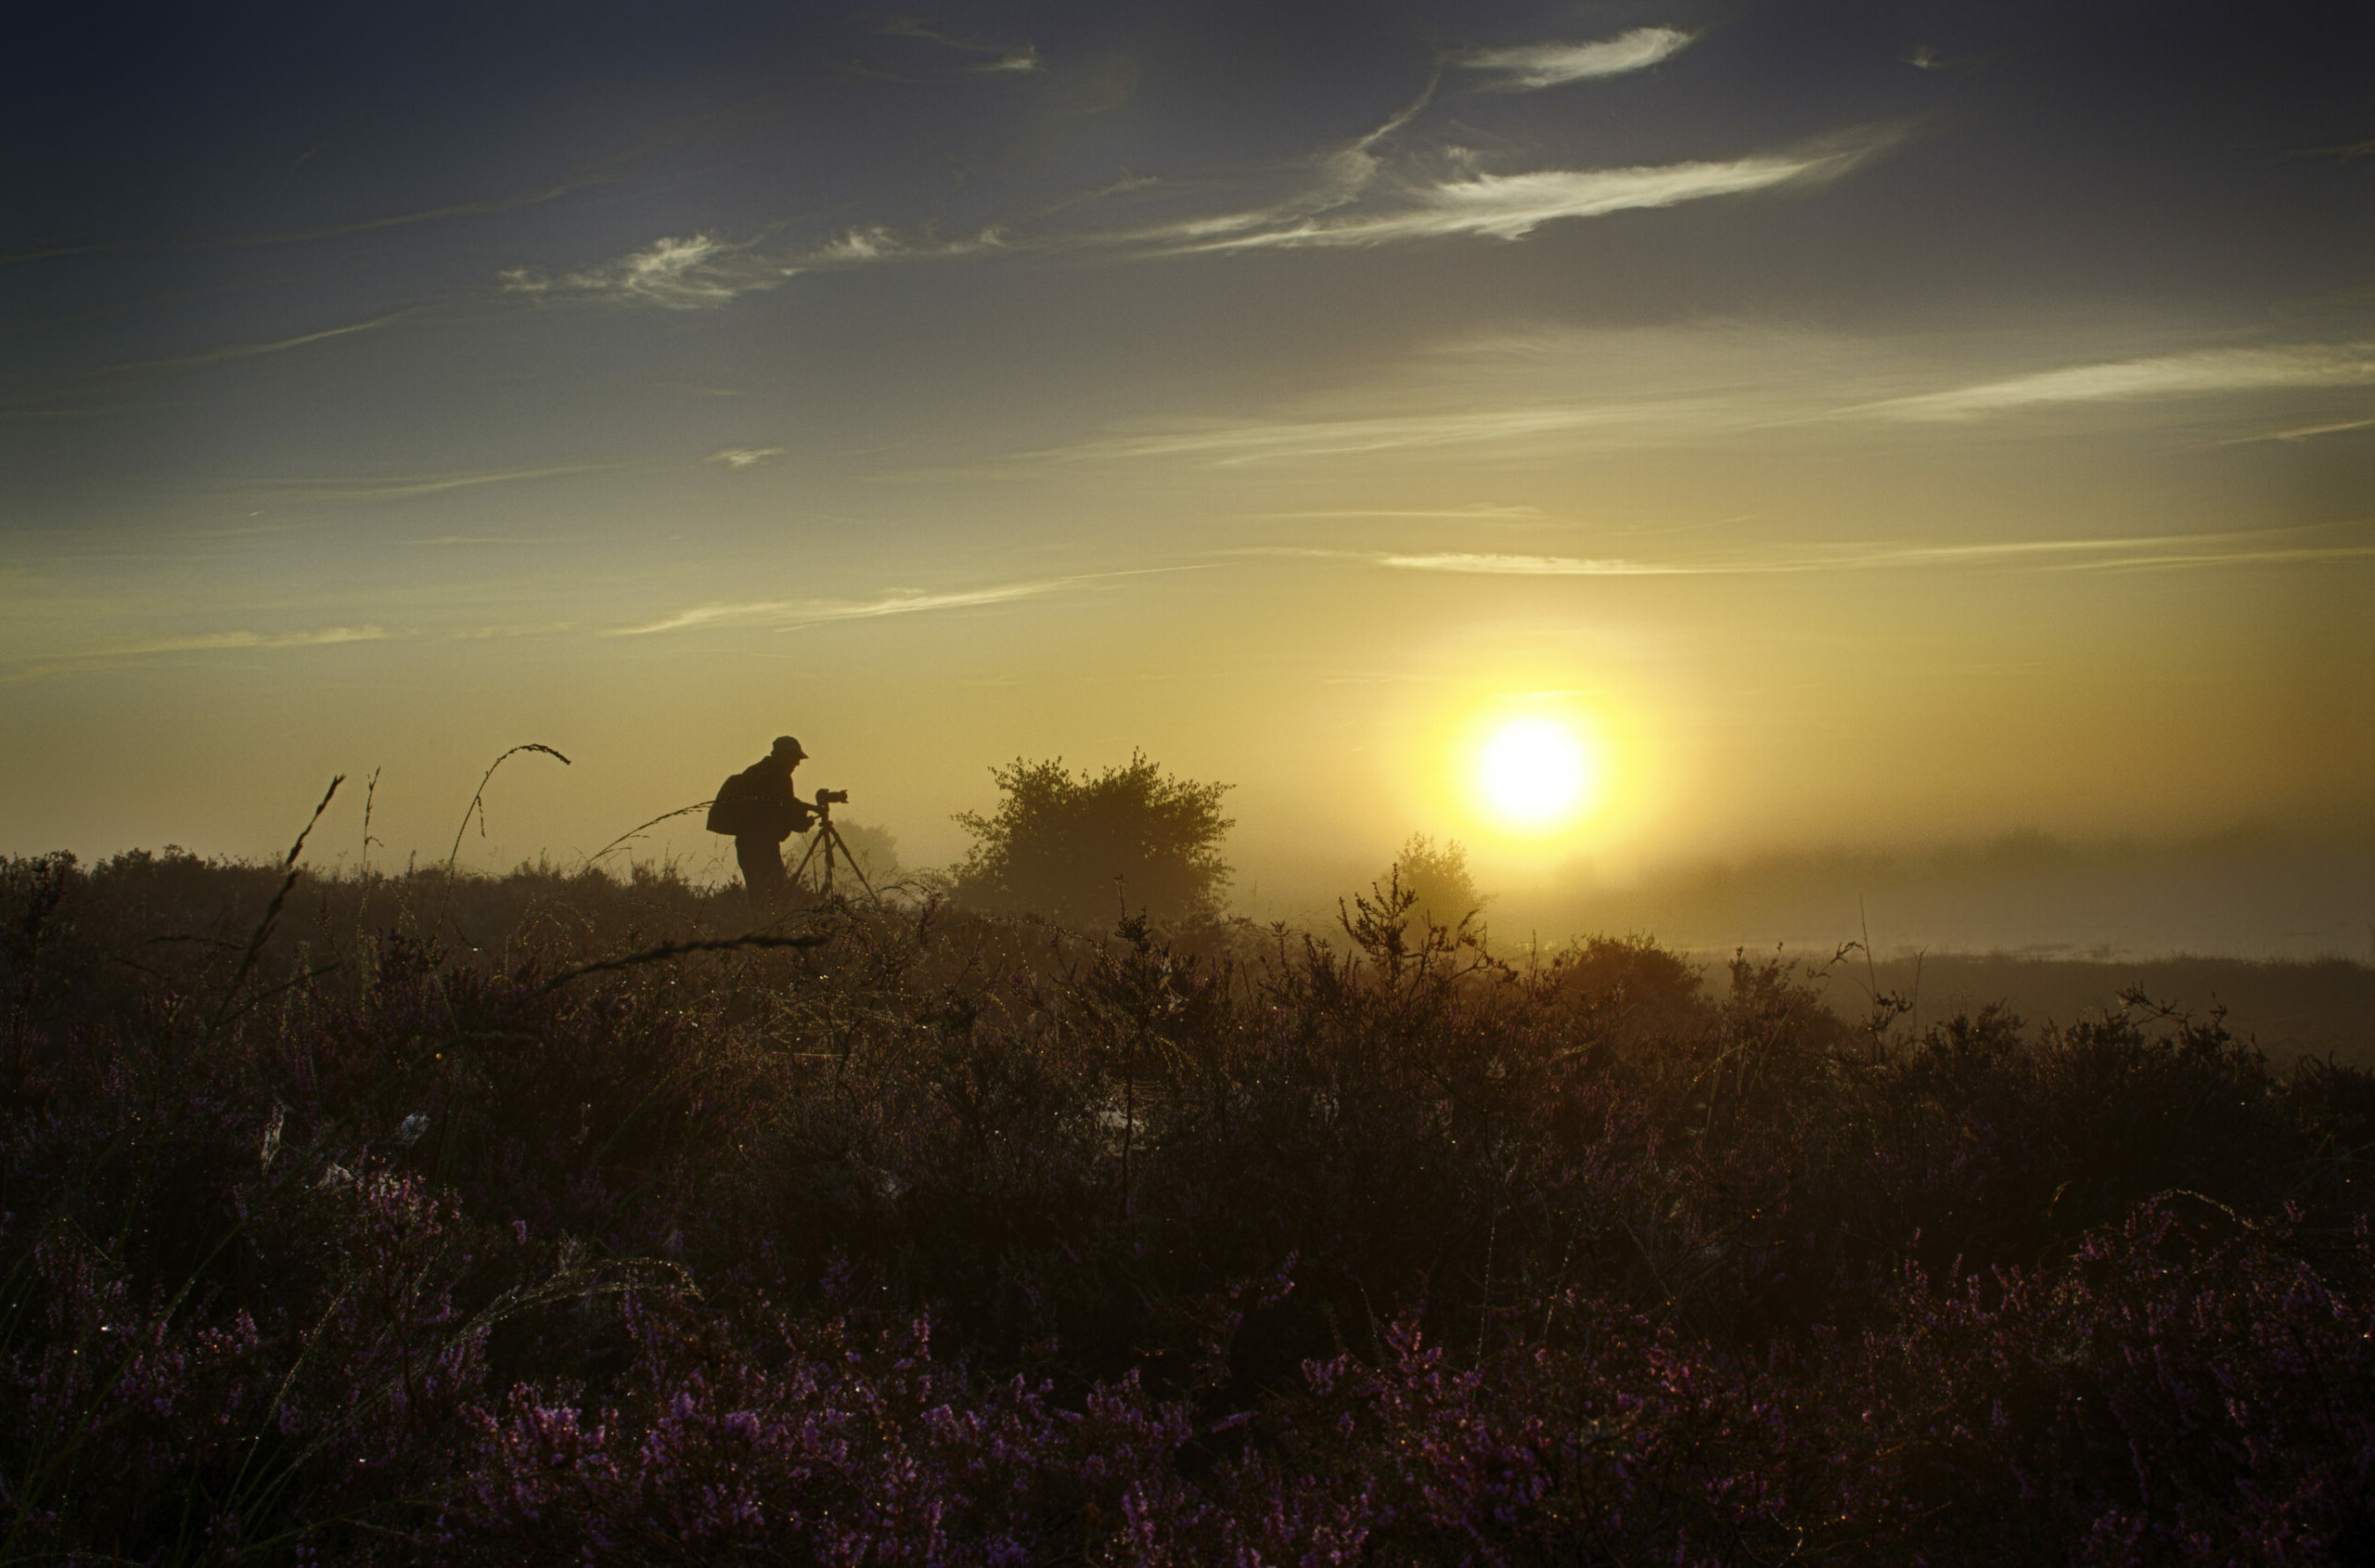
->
[1369,527,2375,578]
[610,565,1207,637]
[248,462,612,502]
[1860,343,2375,419]
[0,313,405,417]
[98,625,392,655]
[1033,400,1709,465]
[0,618,597,682]
[807,225,1008,264]
[96,313,406,374]
[0,624,394,683]
[2217,416,2375,445]
[1035,323,2375,475]
[1256,504,1552,521]
[1381,552,1688,574]
[2050,541,2375,572]
[1151,151,1850,253]
[710,447,786,468]
[879,18,1041,73]
[2285,137,2375,163]
[503,225,1007,307]
[499,53,1888,308]
[501,234,769,309]
[1461,27,1699,89]
[558,150,1841,300]
[971,47,1042,73]
[611,581,1065,636]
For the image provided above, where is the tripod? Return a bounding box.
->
[786,798,880,902]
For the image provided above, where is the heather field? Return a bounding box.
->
[6,845,2375,1565]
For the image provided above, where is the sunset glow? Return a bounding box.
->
[0,4,2366,953]
[1478,717,1597,829]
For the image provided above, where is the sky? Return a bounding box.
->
[4,0,2372,943]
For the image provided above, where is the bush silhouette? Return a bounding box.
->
[1385,832,1489,934]
[952,752,1233,927]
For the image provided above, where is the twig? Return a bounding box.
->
[534,930,834,994]
[583,800,715,871]
[203,777,341,1044]
[445,743,571,877]
[353,765,382,937]
[437,743,571,937]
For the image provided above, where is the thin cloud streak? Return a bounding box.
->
[1387,553,1681,572]
[1033,402,1707,465]
[2215,416,2375,446]
[611,581,1066,637]
[0,624,393,683]
[1382,553,1687,575]
[1035,327,2374,474]
[0,315,405,406]
[1154,154,1849,252]
[249,463,613,502]
[0,618,593,683]
[504,225,1008,308]
[1862,344,2375,418]
[880,18,1041,71]
[115,313,404,373]
[610,564,1213,637]
[1462,28,1699,89]
[1371,529,2375,579]
[100,625,392,655]
[2053,544,2375,572]
[503,234,758,309]
[1255,505,1552,521]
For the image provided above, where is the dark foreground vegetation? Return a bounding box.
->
[6,845,2375,1564]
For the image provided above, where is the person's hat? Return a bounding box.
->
[771,735,808,762]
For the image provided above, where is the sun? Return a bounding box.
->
[1476,716,1597,829]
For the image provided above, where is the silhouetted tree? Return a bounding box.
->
[953,753,1233,927]
[1389,832,1489,934]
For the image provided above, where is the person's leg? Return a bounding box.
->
[736,835,785,906]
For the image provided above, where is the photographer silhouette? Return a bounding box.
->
[707,736,818,906]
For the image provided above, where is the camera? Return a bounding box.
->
[814,788,850,807]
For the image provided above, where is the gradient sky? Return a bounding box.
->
[5,1,2371,910]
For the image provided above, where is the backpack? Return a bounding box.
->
[707,765,791,840]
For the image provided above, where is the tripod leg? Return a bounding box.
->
[822,821,880,903]
[787,830,827,891]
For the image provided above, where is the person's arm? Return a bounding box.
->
[765,775,817,840]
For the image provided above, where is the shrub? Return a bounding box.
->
[1386,833,1490,938]
[950,753,1233,928]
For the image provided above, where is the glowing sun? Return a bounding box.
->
[1477,716,1597,829]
